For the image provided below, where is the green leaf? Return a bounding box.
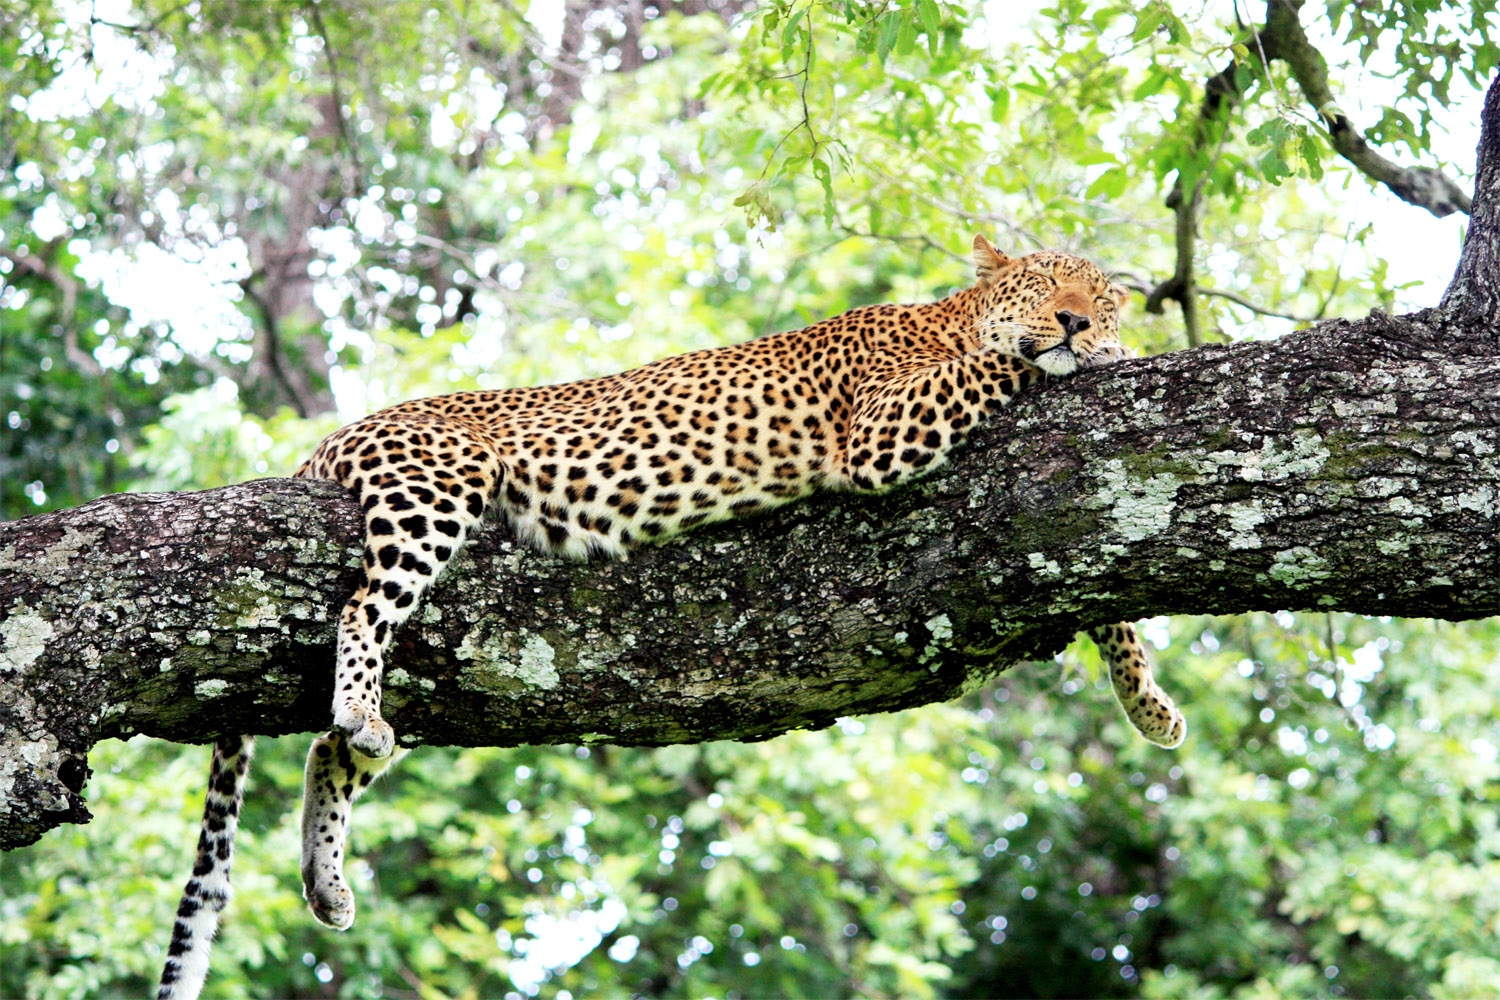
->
[1300,133,1324,181]
[782,6,806,63]
[876,9,900,62]
[919,0,941,56]
[1085,166,1127,200]
[1134,63,1169,101]
[1074,148,1119,167]
[1131,6,1161,42]
[812,156,836,227]
[990,84,1010,122]
[896,6,919,57]
[1259,149,1292,185]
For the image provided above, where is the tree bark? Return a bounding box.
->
[3,75,1498,852]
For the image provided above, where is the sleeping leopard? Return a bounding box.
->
[156,235,1185,1000]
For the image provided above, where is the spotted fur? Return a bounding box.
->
[156,736,252,1000]
[157,236,1185,999]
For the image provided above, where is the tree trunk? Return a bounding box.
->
[3,79,1498,853]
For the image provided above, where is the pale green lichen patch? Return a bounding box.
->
[1444,487,1497,516]
[1223,503,1267,550]
[1203,430,1330,483]
[0,526,102,585]
[0,736,66,817]
[1385,495,1432,519]
[457,627,561,692]
[1092,459,1183,542]
[920,613,954,668]
[0,610,53,673]
[1448,429,1495,457]
[195,678,230,699]
[1263,546,1331,588]
[235,599,284,631]
[1027,552,1062,577]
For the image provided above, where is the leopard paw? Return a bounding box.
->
[333,702,396,759]
[303,864,355,930]
[1079,342,1135,368]
[1131,693,1187,749]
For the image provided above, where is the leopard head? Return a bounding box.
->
[971,234,1131,376]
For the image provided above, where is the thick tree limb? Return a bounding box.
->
[3,305,1498,849]
[1444,75,1500,332]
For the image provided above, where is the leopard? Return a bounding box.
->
[156,235,1185,1000]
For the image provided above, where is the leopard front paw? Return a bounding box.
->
[303,864,356,930]
[333,701,396,759]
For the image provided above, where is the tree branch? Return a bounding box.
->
[1145,2,1477,339]
[4,307,1498,850]
[1442,75,1500,331]
[1264,0,1472,219]
[1199,285,1318,324]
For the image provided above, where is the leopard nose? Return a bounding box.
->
[1056,310,1092,338]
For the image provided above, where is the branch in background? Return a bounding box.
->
[1264,0,1472,219]
[0,243,100,377]
[1145,0,1476,342]
[1144,17,1253,345]
[1130,274,1318,326]
[1147,176,1207,346]
[238,273,315,419]
[1199,286,1318,324]
[305,1,365,197]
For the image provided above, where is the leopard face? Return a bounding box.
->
[972,238,1132,376]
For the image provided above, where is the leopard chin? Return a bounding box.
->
[1033,345,1082,376]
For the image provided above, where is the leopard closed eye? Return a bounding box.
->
[156,235,1185,1000]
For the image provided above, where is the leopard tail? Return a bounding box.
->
[156,735,255,1000]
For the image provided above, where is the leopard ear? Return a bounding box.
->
[1110,283,1131,309]
[972,234,1013,282]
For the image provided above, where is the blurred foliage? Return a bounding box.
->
[2,0,1499,998]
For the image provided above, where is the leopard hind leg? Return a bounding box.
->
[156,735,255,1000]
[1089,622,1186,748]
